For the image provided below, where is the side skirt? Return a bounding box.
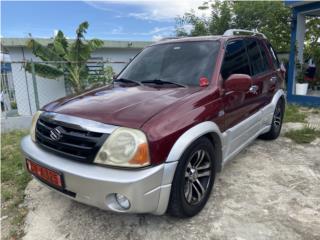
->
[221,90,284,167]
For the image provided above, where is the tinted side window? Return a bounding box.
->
[267,42,280,69]
[246,39,268,75]
[258,41,271,71]
[221,40,250,80]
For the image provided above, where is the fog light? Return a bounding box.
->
[115,193,130,209]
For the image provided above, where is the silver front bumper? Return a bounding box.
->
[21,136,177,215]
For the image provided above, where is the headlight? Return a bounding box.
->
[30,111,42,142]
[94,127,150,168]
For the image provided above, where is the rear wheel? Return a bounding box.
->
[260,98,285,140]
[167,137,215,218]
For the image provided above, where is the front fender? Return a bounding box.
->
[154,121,224,215]
[165,121,224,171]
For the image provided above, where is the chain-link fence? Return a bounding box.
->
[1,60,128,118]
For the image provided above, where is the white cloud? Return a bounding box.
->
[84,0,210,21]
[180,24,193,34]
[111,26,124,34]
[148,26,174,35]
[128,0,210,21]
[101,25,174,37]
[152,34,164,41]
[135,26,174,39]
[83,1,121,14]
[84,0,198,39]
[149,26,175,41]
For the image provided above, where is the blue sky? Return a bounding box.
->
[1,0,205,41]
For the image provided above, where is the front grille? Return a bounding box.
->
[35,116,109,163]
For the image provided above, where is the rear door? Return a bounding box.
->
[245,38,274,108]
[264,41,284,98]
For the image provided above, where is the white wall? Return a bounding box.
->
[91,48,141,74]
[8,47,66,115]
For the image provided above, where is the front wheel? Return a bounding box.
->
[259,98,285,140]
[167,137,215,218]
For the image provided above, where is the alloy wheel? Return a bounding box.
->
[184,149,212,205]
[273,103,283,130]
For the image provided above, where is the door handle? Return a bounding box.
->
[249,85,259,94]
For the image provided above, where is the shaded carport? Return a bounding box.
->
[286,1,320,106]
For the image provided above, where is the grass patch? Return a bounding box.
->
[2,189,14,202]
[284,127,320,144]
[1,130,31,240]
[283,104,307,123]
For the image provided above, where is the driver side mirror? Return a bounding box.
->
[224,74,252,92]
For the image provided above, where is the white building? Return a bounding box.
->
[1,38,151,116]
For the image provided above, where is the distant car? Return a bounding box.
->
[21,29,285,218]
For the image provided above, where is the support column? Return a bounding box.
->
[287,11,297,96]
[296,13,306,64]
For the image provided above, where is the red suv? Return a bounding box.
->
[21,30,285,218]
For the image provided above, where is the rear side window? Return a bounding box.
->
[245,39,268,75]
[258,41,271,71]
[221,40,251,80]
[266,42,280,69]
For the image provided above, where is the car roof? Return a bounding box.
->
[150,35,266,46]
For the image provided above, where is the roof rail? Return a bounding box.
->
[158,36,182,41]
[223,29,266,38]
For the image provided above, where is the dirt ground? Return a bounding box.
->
[22,124,320,240]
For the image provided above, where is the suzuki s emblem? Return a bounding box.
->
[50,127,62,141]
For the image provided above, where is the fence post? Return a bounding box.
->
[30,60,40,110]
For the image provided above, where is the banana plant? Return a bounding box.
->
[25,21,103,93]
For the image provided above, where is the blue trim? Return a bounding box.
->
[293,1,320,13]
[285,1,304,7]
[287,94,320,106]
[0,62,12,73]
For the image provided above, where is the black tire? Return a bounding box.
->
[259,98,285,140]
[167,137,215,218]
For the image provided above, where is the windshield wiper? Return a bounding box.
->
[114,78,142,86]
[141,79,186,88]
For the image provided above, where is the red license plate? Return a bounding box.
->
[26,159,63,189]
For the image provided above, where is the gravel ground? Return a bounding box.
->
[22,125,320,240]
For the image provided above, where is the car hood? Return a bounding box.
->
[43,84,201,128]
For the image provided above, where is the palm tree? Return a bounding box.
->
[25,21,103,93]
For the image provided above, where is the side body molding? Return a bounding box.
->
[165,89,285,166]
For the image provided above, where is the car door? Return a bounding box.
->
[264,41,284,100]
[221,38,265,159]
[221,39,257,129]
[245,38,274,109]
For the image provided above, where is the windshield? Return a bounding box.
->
[118,41,220,86]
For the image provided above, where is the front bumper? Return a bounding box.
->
[21,136,177,215]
